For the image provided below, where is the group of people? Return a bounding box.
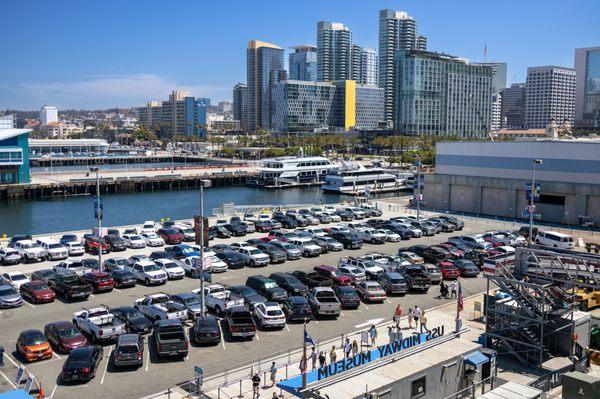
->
[439,279,459,299]
[392,304,430,333]
[251,361,279,398]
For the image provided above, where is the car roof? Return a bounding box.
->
[155,319,181,327]
[289,296,308,304]
[117,334,140,345]
[21,329,44,337]
[47,320,76,329]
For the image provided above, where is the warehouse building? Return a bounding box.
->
[424,138,600,225]
[0,127,32,184]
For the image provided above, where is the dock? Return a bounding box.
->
[29,154,234,167]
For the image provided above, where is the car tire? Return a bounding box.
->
[250,260,255,267]
[215,306,222,316]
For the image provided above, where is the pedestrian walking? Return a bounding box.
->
[344,338,352,358]
[268,362,277,388]
[450,280,458,298]
[318,351,326,368]
[393,304,402,327]
[299,357,306,373]
[407,308,413,329]
[252,373,261,399]
[420,311,429,333]
[413,305,421,329]
[310,347,317,370]
[330,345,337,364]
[352,340,358,356]
[439,280,449,298]
[387,326,394,343]
[368,324,378,346]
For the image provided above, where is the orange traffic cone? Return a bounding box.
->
[37,381,44,399]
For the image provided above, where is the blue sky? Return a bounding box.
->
[1,0,598,110]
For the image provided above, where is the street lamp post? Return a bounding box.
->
[415,156,421,221]
[528,159,543,245]
[90,167,102,271]
[198,179,212,317]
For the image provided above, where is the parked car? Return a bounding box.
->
[313,265,353,286]
[291,271,333,289]
[103,235,127,251]
[170,292,204,319]
[327,232,363,249]
[154,259,185,280]
[16,329,53,362]
[65,242,85,256]
[282,296,313,322]
[113,334,144,368]
[237,247,270,267]
[253,302,286,329]
[156,228,184,244]
[111,306,153,334]
[134,293,186,321]
[104,257,129,272]
[312,236,343,252]
[269,240,302,260]
[48,273,93,301]
[245,275,288,302]
[397,265,432,292]
[334,285,361,309]
[355,281,387,302]
[83,235,109,254]
[227,285,267,310]
[0,284,23,308]
[215,250,247,269]
[269,272,309,296]
[438,261,461,280]
[72,306,126,343]
[223,223,247,236]
[377,272,408,295]
[308,287,341,317]
[254,242,287,263]
[61,346,103,382]
[190,315,221,345]
[449,236,493,251]
[535,231,574,249]
[129,260,168,286]
[450,259,480,277]
[13,240,46,263]
[437,215,464,230]
[2,271,30,289]
[0,247,21,265]
[44,321,88,353]
[20,281,56,303]
[153,319,189,358]
[225,306,256,338]
[60,234,79,245]
[31,269,58,284]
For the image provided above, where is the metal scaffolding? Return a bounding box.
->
[484,247,600,366]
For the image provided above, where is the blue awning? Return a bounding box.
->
[0,390,32,399]
[465,351,489,366]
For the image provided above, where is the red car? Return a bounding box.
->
[44,321,88,353]
[313,265,353,286]
[436,243,465,258]
[83,236,109,254]
[20,281,56,304]
[438,261,461,280]
[156,228,183,244]
[81,272,114,292]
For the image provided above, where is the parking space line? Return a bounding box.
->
[340,312,345,317]
[0,370,16,389]
[89,294,95,298]
[113,288,122,293]
[24,301,36,309]
[255,333,260,341]
[53,351,62,360]
[49,383,58,398]
[362,304,370,310]
[5,353,19,368]
[314,319,319,325]
[144,342,149,372]
[386,299,392,304]
[100,347,111,384]
[285,324,290,333]
[218,324,226,350]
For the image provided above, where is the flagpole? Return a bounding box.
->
[301,320,307,389]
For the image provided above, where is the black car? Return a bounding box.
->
[60,234,79,245]
[327,232,363,249]
[255,243,287,264]
[334,285,361,309]
[61,345,103,383]
[409,245,449,263]
[106,229,121,237]
[111,306,153,334]
[272,213,298,229]
[8,235,33,248]
[245,275,288,302]
[103,235,127,251]
[381,223,413,240]
[269,272,308,296]
[31,269,59,284]
[81,258,101,271]
[336,210,355,221]
[110,269,137,288]
[209,226,231,238]
[282,296,312,322]
[227,285,267,310]
[451,259,480,277]
[149,251,173,261]
[215,251,247,269]
[253,220,272,232]
[190,316,221,345]
[224,223,247,236]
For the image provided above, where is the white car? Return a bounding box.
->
[128,260,167,285]
[140,233,165,247]
[237,247,270,266]
[122,234,147,249]
[141,221,156,234]
[230,241,252,250]
[323,211,342,222]
[134,293,186,321]
[254,302,286,329]
[65,242,85,256]
[154,259,185,280]
[205,255,228,273]
[306,228,327,237]
[338,266,367,284]
[54,260,93,277]
[378,229,400,242]
[36,239,69,260]
[257,214,271,222]
[2,271,30,289]
[0,248,21,265]
[398,251,424,264]
[13,240,46,263]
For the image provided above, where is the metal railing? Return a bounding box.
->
[442,376,496,399]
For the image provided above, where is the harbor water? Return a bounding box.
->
[0,186,343,236]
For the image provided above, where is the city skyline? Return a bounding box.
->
[2,0,599,109]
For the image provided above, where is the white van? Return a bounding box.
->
[536,231,574,249]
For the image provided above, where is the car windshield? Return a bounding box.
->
[0,286,17,295]
[197,318,217,328]
[249,249,261,255]
[281,243,295,250]
[143,264,161,272]
[123,309,146,320]
[146,234,159,239]
[264,282,277,289]
[183,297,200,305]
[267,309,283,316]
[117,345,139,354]
[49,244,63,249]
[58,326,81,338]
[337,287,355,296]
[12,274,27,281]
[182,229,194,234]
[181,247,195,254]
[163,262,178,269]
[30,282,49,290]
[151,295,168,304]
[25,333,46,345]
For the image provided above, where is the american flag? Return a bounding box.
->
[457,280,464,312]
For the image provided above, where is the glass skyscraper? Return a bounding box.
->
[317,21,352,82]
[289,45,317,82]
[575,47,600,128]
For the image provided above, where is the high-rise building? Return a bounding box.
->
[232,83,247,130]
[0,114,17,129]
[525,66,576,129]
[40,105,58,125]
[394,50,493,137]
[162,90,190,136]
[218,102,232,113]
[185,97,210,137]
[491,92,502,131]
[500,83,526,129]
[137,93,209,138]
[271,80,384,132]
[474,62,507,95]
[289,45,317,82]
[138,101,162,128]
[351,45,378,86]
[378,9,427,123]
[246,40,284,131]
[317,21,352,82]
[574,46,600,128]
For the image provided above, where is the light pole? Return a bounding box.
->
[415,156,422,221]
[528,159,543,245]
[90,167,103,271]
[198,179,212,317]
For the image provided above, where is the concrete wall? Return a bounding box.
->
[424,173,600,225]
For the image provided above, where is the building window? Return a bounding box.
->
[411,376,426,398]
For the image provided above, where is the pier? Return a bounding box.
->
[29,154,238,167]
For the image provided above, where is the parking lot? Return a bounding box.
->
[0,208,500,399]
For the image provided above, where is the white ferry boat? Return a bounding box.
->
[321,164,403,194]
[246,149,338,188]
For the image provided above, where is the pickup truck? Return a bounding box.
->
[153,319,188,358]
[398,265,432,292]
[308,287,341,318]
[291,271,333,288]
[192,284,244,315]
[225,306,257,338]
[13,240,46,263]
[48,273,93,301]
[54,260,93,277]
[72,307,126,343]
[133,293,187,321]
[338,257,385,280]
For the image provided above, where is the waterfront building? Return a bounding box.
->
[525,66,576,129]
[574,46,600,128]
[379,9,427,123]
[425,139,600,225]
[317,21,352,82]
[351,45,378,86]
[500,83,526,129]
[28,138,109,158]
[394,50,493,137]
[0,124,31,184]
[247,40,284,131]
[40,105,58,125]
[137,93,209,137]
[0,114,17,129]
[289,45,317,82]
[232,83,247,131]
[185,97,210,138]
[271,80,383,132]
